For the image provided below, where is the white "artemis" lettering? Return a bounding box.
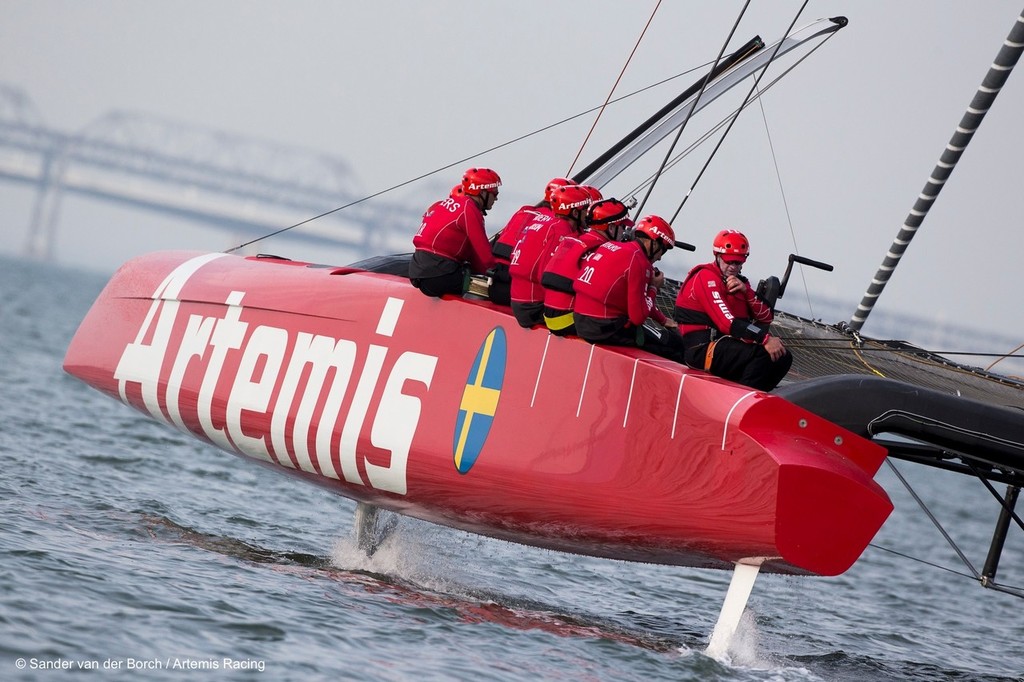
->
[114,255,436,496]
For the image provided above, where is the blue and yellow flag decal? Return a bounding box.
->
[453,327,507,474]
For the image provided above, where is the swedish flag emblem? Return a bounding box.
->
[453,327,507,474]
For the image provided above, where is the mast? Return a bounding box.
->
[849,9,1024,331]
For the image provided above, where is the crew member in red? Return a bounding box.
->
[409,167,500,297]
[489,177,574,305]
[540,198,633,336]
[573,215,685,361]
[508,184,591,328]
[673,229,792,391]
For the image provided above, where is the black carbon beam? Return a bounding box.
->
[850,9,1024,331]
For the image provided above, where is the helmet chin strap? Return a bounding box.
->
[638,236,656,260]
[572,209,586,231]
[475,191,490,215]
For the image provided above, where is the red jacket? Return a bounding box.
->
[674,261,773,342]
[508,214,578,304]
[493,205,553,263]
[541,230,609,312]
[413,195,495,273]
[573,240,667,326]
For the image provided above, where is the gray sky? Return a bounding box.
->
[2,1,1023,352]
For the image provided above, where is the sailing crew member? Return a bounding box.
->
[540,198,633,336]
[673,229,792,391]
[508,184,591,328]
[489,177,575,306]
[409,167,501,298]
[573,215,685,361]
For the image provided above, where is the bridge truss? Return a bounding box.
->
[0,84,421,262]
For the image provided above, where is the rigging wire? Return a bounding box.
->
[566,0,662,177]
[223,63,711,254]
[775,335,1024,380]
[866,542,977,581]
[634,0,750,218]
[226,5,837,256]
[870,537,1024,595]
[987,341,1024,372]
[965,461,1024,532]
[668,0,808,224]
[618,36,836,202]
[886,459,981,580]
[755,88,815,319]
[867,542,1024,597]
[870,459,1024,598]
[775,342,1024,360]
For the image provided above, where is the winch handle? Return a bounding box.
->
[779,254,834,297]
[789,254,833,271]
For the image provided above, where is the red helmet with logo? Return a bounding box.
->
[544,177,575,204]
[586,198,632,231]
[634,215,675,249]
[580,185,603,202]
[550,185,592,218]
[461,167,502,196]
[712,229,749,262]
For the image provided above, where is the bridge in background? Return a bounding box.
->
[0,84,422,261]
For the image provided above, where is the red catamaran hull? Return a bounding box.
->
[63,251,892,576]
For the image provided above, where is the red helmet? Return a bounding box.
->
[544,177,575,204]
[586,198,631,231]
[450,184,464,197]
[712,229,749,262]
[634,215,675,249]
[461,167,502,196]
[549,185,592,218]
[580,185,603,202]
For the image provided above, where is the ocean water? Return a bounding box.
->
[1,254,1022,681]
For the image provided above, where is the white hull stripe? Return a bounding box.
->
[531,333,551,408]
[577,343,595,418]
[721,391,758,450]
[671,373,686,440]
[623,359,638,428]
